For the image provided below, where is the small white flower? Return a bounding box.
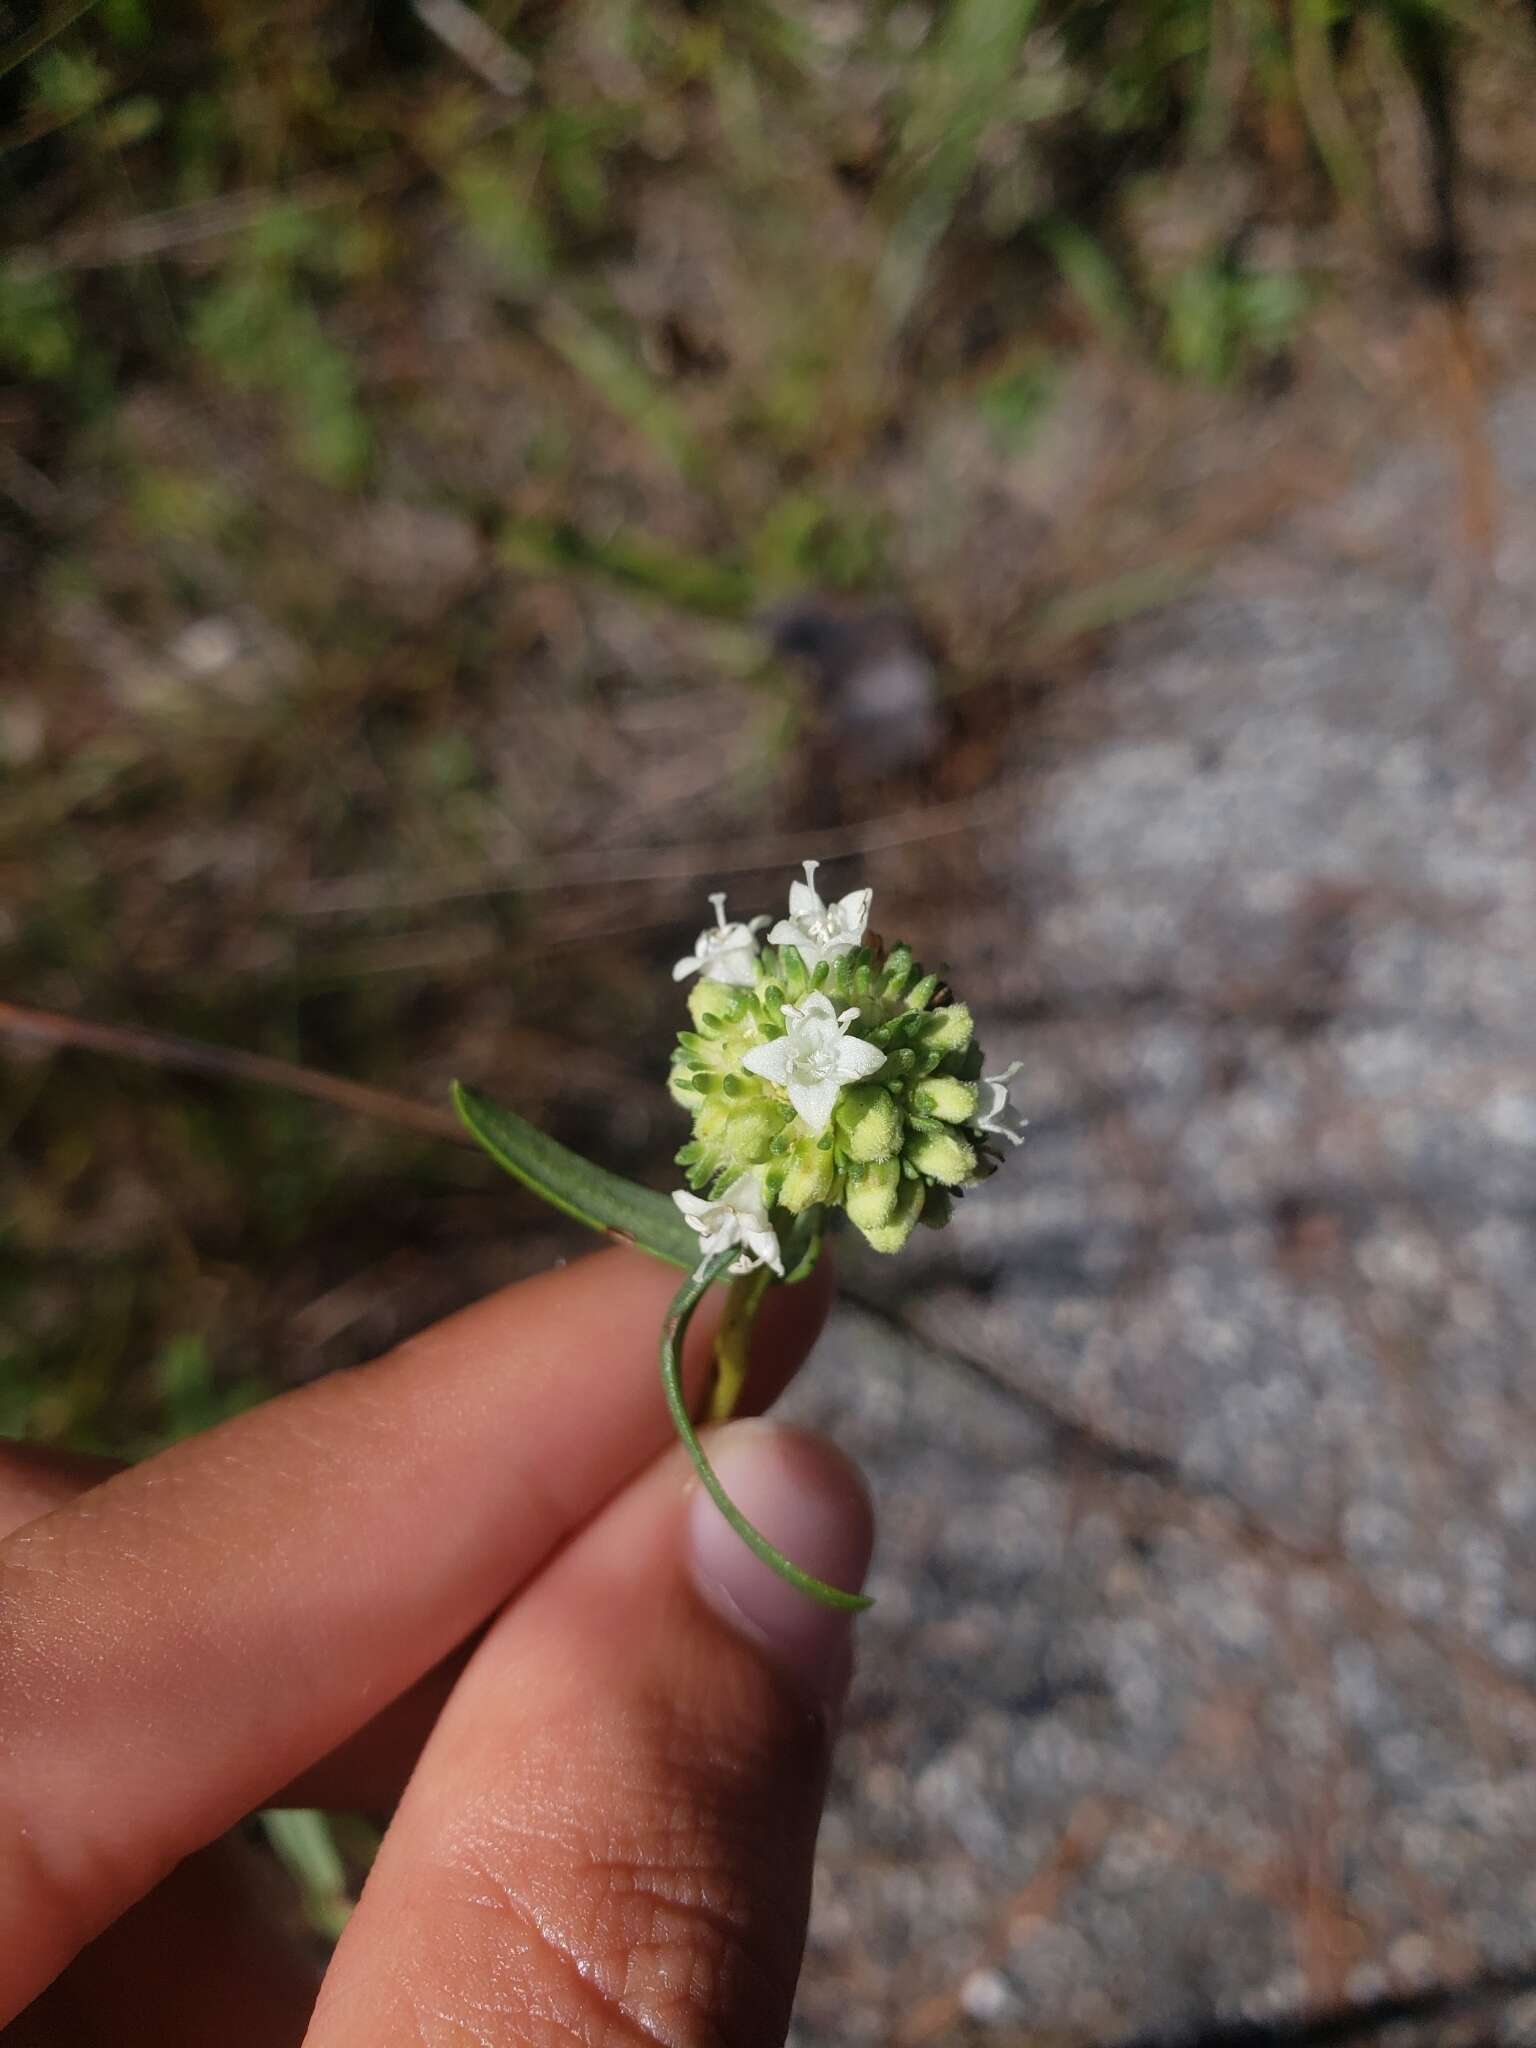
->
[740,991,886,1136]
[977,1061,1027,1146]
[768,859,873,972]
[672,1169,784,1279]
[672,892,770,988]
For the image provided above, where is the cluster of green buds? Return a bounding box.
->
[670,862,1024,1275]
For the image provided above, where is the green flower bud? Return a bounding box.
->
[916,1003,973,1055]
[719,1101,784,1165]
[912,1075,978,1124]
[880,943,914,999]
[688,979,746,1030]
[669,1066,702,1110]
[846,1157,902,1232]
[857,1173,925,1254]
[836,1083,902,1162]
[693,1098,733,1146]
[905,1126,976,1186]
[779,1138,836,1213]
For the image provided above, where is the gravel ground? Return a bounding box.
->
[779,385,1536,2047]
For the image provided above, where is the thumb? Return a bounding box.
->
[303,1421,874,2048]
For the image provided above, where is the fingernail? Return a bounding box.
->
[688,1422,875,1712]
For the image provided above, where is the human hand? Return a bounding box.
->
[0,1247,872,2046]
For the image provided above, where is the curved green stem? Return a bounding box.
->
[663,1254,872,1614]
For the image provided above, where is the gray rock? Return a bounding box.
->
[779,387,1536,2045]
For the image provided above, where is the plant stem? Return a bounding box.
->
[0,999,462,1141]
[708,1267,771,1422]
[661,1254,871,1613]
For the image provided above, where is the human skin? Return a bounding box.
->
[0,1246,873,2046]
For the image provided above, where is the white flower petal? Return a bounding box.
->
[741,1037,794,1086]
[788,1075,842,1135]
[766,862,873,972]
[786,859,823,920]
[977,1062,1028,1146]
[740,1222,785,1277]
[718,1170,768,1218]
[707,945,760,988]
[742,990,884,1132]
[770,919,837,971]
[672,1172,783,1279]
[833,887,873,937]
[674,894,767,985]
[834,1034,887,1085]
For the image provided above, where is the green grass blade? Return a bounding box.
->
[1037,219,1137,347]
[539,301,705,483]
[497,516,752,618]
[661,1252,872,1614]
[259,1808,351,1940]
[452,1081,698,1269]
[0,0,100,86]
[877,0,1040,326]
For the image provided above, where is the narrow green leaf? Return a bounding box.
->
[1037,218,1137,347]
[661,1252,871,1614]
[538,301,706,484]
[452,1081,698,1269]
[260,1808,351,1941]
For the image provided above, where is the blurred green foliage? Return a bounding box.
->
[260,1807,362,1942]
[1,0,1527,1472]
[189,208,372,484]
[1,0,1496,451]
[2,0,1528,1947]
[0,266,88,380]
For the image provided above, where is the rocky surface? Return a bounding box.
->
[780,388,1536,2046]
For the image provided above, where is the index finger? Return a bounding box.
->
[0,1247,831,2022]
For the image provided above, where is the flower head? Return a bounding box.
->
[669,859,1023,1254]
[977,1061,1027,1146]
[740,991,886,1136]
[673,892,769,989]
[768,859,872,972]
[671,1169,784,1280]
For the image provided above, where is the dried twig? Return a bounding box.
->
[0,998,466,1143]
[6,168,390,279]
[413,0,529,97]
[293,775,1032,918]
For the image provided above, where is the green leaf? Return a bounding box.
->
[259,1808,352,1941]
[661,1252,872,1614]
[452,1081,699,1269]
